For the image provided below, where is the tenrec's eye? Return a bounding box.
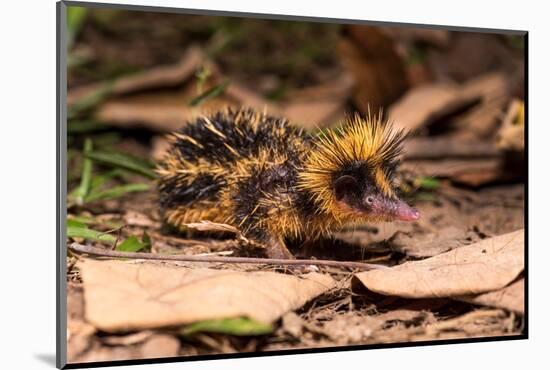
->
[365,196,374,204]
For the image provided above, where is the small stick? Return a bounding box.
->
[69,243,388,271]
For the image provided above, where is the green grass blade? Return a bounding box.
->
[84,151,157,179]
[74,139,93,205]
[68,215,123,229]
[180,317,274,337]
[67,120,110,134]
[67,226,116,243]
[85,183,150,202]
[88,169,127,194]
[189,79,230,107]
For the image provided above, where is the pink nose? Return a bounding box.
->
[394,199,420,221]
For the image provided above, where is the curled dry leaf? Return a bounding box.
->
[79,259,335,332]
[457,278,524,315]
[354,229,524,299]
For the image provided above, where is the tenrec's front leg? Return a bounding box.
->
[265,236,295,260]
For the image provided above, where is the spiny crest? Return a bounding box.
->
[298,112,406,216]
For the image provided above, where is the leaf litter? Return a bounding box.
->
[78,259,336,332]
[66,15,525,363]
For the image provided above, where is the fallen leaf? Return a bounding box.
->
[388,226,478,258]
[281,73,354,128]
[401,158,506,187]
[79,259,335,332]
[123,210,158,228]
[67,284,96,361]
[354,229,524,298]
[282,100,346,129]
[457,278,524,315]
[404,136,498,160]
[450,73,511,139]
[338,25,408,113]
[67,47,205,106]
[388,83,479,132]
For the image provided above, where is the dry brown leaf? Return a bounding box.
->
[354,229,524,298]
[68,47,205,105]
[67,284,96,361]
[388,83,478,132]
[338,25,408,113]
[123,210,158,228]
[389,226,478,258]
[282,100,346,129]
[457,278,524,315]
[401,158,506,187]
[224,83,279,113]
[93,84,232,132]
[79,259,335,332]
[451,73,511,139]
[281,73,353,128]
[404,136,498,160]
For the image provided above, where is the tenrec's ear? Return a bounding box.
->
[333,175,358,201]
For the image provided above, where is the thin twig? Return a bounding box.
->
[69,243,388,271]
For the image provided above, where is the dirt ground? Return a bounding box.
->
[65,7,525,364]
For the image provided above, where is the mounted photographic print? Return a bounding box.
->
[57,1,527,368]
